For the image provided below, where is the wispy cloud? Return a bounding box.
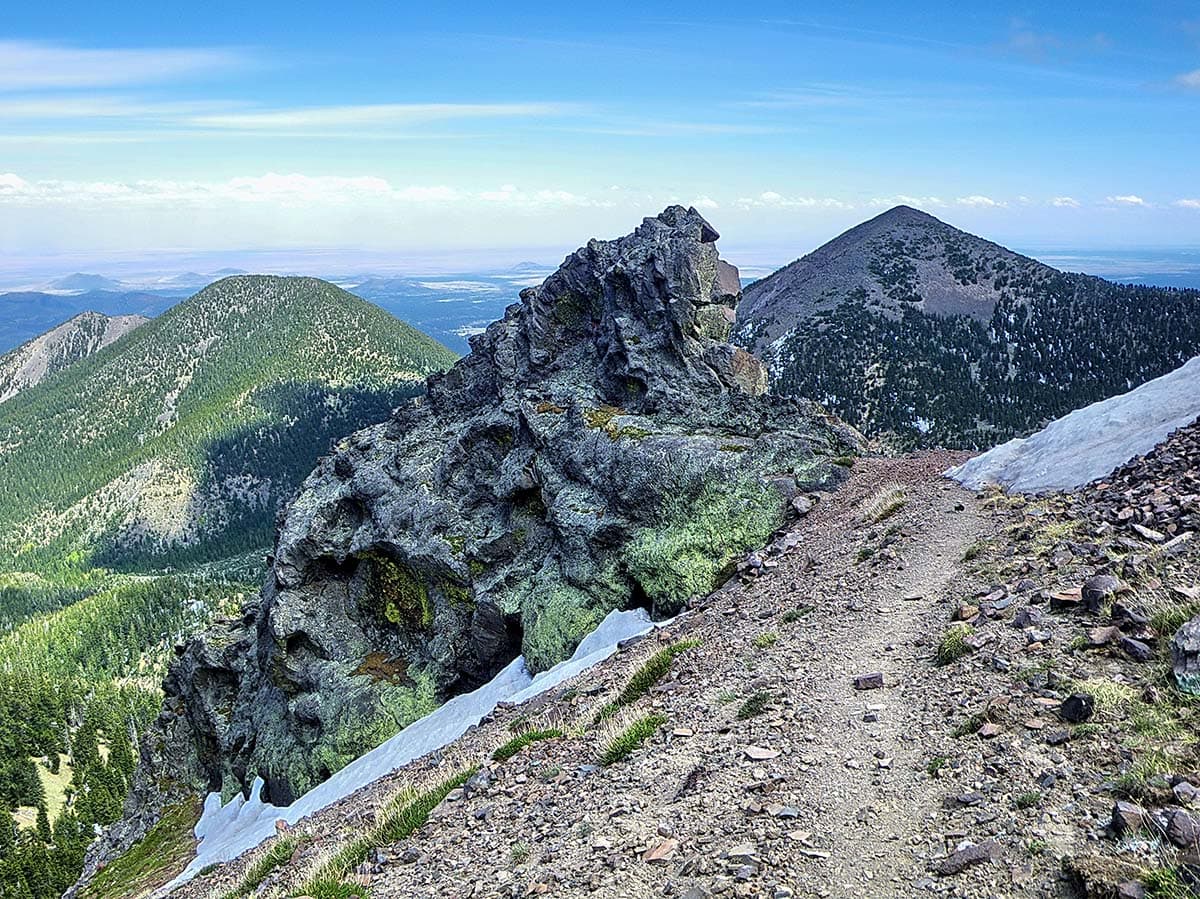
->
[734,84,870,109]
[0,40,247,91]
[0,95,238,119]
[1175,199,1200,209]
[189,102,578,131]
[956,195,1006,208]
[1051,196,1081,208]
[1176,69,1200,90]
[1106,194,1149,207]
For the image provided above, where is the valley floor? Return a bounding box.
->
[173,451,1196,899]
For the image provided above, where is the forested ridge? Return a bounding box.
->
[0,276,457,896]
[0,276,456,571]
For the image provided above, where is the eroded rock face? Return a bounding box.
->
[141,207,862,806]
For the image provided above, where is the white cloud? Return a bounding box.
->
[0,40,245,91]
[1106,194,1148,206]
[867,195,946,208]
[737,191,853,210]
[0,173,606,211]
[956,195,1006,208]
[189,102,575,131]
[1051,196,1081,208]
[1176,69,1200,90]
[694,195,719,210]
[0,173,29,192]
[1175,199,1200,209]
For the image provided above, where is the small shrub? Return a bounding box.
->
[492,728,564,763]
[601,714,666,765]
[926,756,948,776]
[937,624,974,666]
[780,605,814,624]
[1015,791,1041,809]
[951,711,986,738]
[510,842,531,864]
[716,689,737,704]
[961,541,986,562]
[752,631,778,649]
[736,691,772,720]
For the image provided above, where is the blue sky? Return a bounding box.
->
[1,0,1198,261]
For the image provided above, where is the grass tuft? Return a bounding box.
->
[492,728,564,763]
[736,691,773,720]
[752,631,778,649]
[600,713,666,765]
[862,483,908,523]
[293,767,475,896]
[597,639,698,720]
[780,604,815,624]
[222,835,299,898]
[936,624,975,666]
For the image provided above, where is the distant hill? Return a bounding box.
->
[0,276,457,570]
[0,311,147,403]
[0,289,181,353]
[46,273,124,293]
[735,207,1200,449]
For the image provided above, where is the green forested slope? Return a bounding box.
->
[0,276,456,897]
[0,276,456,572]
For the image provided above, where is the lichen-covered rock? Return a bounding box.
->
[1172,616,1200,695]
[135,207,862,809]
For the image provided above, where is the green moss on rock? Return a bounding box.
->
[625,478,784,612]
[522,585,606,673]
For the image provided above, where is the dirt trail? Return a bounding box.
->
[185,454,1017,899]
[769,459,987,896]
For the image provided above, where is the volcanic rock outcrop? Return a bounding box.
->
[135,207,862,815]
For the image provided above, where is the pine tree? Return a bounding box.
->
[34,803,50,844]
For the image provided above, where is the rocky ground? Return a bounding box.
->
[164,436,1200,899]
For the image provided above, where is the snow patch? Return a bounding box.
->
[164,608,660,892]
[947,355,1200,493]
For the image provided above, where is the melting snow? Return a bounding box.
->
[947,355,1200,493]
[164,608,659,892]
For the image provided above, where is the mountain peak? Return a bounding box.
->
[0,310,147,403]
[737,207,1053,339]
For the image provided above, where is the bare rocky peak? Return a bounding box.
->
[736,205,1057,350]
[0,310,147,403]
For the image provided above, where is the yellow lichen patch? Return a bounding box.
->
[352,651,412,685]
